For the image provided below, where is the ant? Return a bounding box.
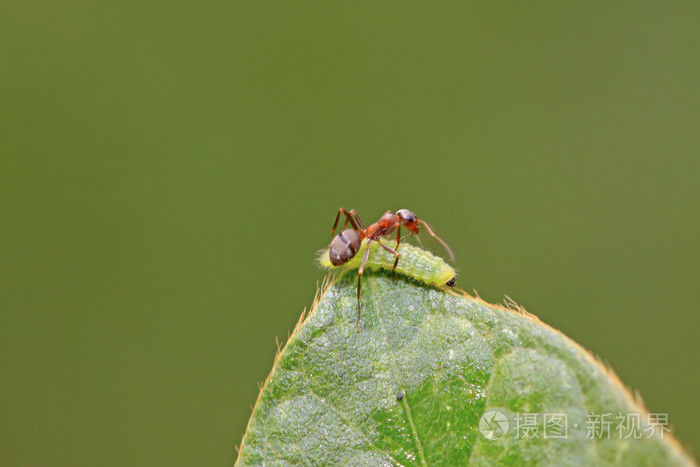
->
[328,208,455,331]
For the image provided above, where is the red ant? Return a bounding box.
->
[328,208,455,331]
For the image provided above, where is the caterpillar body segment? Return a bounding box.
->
[319,241,455,288]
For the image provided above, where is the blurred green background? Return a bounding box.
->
[1,2,698,465]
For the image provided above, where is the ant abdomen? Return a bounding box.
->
[329,229,362,266]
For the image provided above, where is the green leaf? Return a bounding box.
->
[236,271,694,466]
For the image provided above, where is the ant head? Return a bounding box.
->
[397,209,420,233]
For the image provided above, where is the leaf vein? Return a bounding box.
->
[368,277,428,466]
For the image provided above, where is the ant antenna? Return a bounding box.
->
[418,220,455,262]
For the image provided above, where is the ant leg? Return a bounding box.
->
[376,240,400,258]
[331,210,342,238]
[356,239,372,332]
[392,226,402,272]
[417,220,455,262]
[376,239,400,277]
[341,209,362,231]
[332,208,361,238]
[342,208,366,232]
[377,240,400,282]
[376,238,401,282]
[349,209,366,230]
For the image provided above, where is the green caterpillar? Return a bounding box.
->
[318,240,456,287]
